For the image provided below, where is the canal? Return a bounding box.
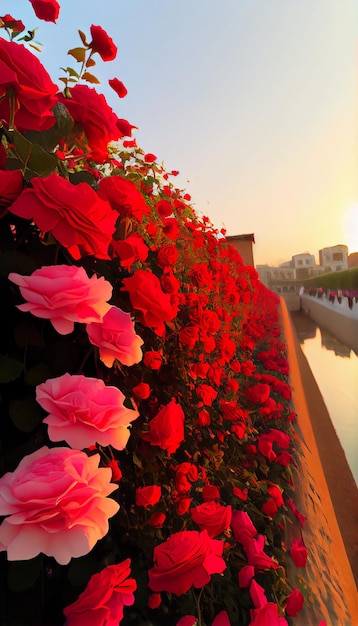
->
[290,310,358,484]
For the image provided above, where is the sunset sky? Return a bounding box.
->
[18,0,358,265]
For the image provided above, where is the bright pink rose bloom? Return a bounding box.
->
[284,588,304,617]
[141,399,185,455]
[0,447,119,564]
[28,0,60,22]
[249,602,288,626]
[63,559,136,626]
[0,39,57,131]
[9,264,112,335]
[148,530,226,595]
[89,25,117,61]
[36,373,139,450]
[121,269,178,336]
[135,485,161,507]
[86,305,143,368]
[190,501,232,537]
[289,538,308,568]
[8,174,117,259]
[58,86,122,162]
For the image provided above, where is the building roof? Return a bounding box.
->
[225,233,255,243]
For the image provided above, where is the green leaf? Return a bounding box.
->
[68,47,86,63]
[10,130,58,176]
[25,362,52,386]
[7,557,42,592]
[69,170,96,186]
[9,396,44,432]
[82,71,100,84]
[0,355,23,383]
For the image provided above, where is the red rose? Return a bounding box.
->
[108,460,122,482]
[109,78,128,98]
[285,588,304,617]
[0,170,23,216]
[135,485,161,507]
[196,383,218,406]
[121,270,178,336]
[148,592,161,609]
[179,324,200,350]
[58,85,121,162]
[196,409,210,427]
[0,14,25,33]
[156,244,178,268]
[28,0,60,22]
[176,498,192,516]
[149,512,166,528]
[144,152,156,163]
[143,351,162,370]
[148,530,226,595]
[202,484,220,501]
[8,174,117,260]
[289,538,308,568]
[0,39,57,131]
[117,118,137,137]
[141,398,185,455]
[160,271,181,294]
[132,382,151,400]
[156,199,172,218]
[190,502,232,538]
[111,233,149,267]
[98,176,150,221]
[89,25,117,61]
[63,560,136,626]
[245,383,271,404]
[243,535,279,571]
[190,262,214,290]
[162,217,179,240]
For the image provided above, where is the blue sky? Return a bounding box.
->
[10,0,358,264]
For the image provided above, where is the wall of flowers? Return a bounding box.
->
[0,2,316,625]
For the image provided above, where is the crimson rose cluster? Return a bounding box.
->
[0,3,316,626]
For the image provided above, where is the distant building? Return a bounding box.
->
[318,245,348,273]
[226,233,255,266]
[347,252,358,268]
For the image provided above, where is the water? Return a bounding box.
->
[291,312,358,484]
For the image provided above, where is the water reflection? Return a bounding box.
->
[291,311,358,483]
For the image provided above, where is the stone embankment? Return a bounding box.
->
[280,299,358,626]
[300,293,358,353]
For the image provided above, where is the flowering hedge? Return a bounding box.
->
[0,3,314,625]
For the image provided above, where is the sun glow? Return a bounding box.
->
[343,204,358,254]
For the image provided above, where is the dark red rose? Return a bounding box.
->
[132,382,151,400]
[285,588,304,617]
[144,153,156,163]
[111,232,148,267]
[109,78,127,98]
[98,176,150,222]
[190,262,214,290]
[141,399,185,454]
[0,170,23,216]
[196,383,218,406]
[156,244,178,268]
[148,592,162,608]
[89,25,117,61]
[0,39,57,131]
[156,199,172,218]
[107,460,122,482]
[179,324,200,350]
[116,118,137,137]
[289,538,308,568]
[8,173,117,260]
[160,271,181,294]
[135,485,161,507]
[58,85,121,162]
[176,498,192,515]
[202,485,220,501]
[121,270,178,336]
[143,351,162,370]
[162,217,179,240]
[149,512,166,528]
[245,383,270,404]
[28,0,60,22]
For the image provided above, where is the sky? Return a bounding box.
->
[11,0,358,266]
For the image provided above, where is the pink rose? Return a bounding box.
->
[64,559,136,626]
[0,447,119,564]
[190,501,232,538]
[284,588,304,617]
[8,265,112,335]
[249,603,288,626]
[86,305,143,368]
[148,530,226,595]
[289,538,308,568]
[141,399,185,455]
[243,536,279,571]
[36,373,139,450]
[8,174,117,260]
[231,510,257,544]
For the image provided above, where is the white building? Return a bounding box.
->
[318,245,348,273]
